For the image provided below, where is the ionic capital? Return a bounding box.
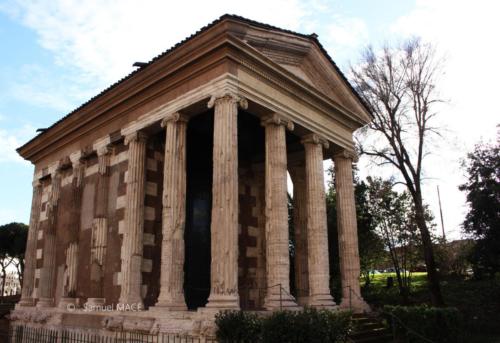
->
[260,113,294,131]
[69,151,83,167]
[32,179,42,188]
[47,161,62,178]
[207,91,248,110]
[301,133,329,149]
[160,112,188,128]
[97,146,112,176]
[124,131,148,145]
[333,149,358,163]
[96,145,113,157]
[93,136,112,156]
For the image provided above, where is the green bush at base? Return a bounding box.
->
[383,305,461,343]
[215,308,352,343]
[215,311,262,342]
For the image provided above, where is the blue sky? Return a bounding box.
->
[0,0,498,240]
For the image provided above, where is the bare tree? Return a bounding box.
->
[351,38,445,305]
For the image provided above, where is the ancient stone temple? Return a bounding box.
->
[12,15,371,338]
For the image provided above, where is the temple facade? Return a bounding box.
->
[11,15,371,337]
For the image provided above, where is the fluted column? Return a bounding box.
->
[289,163,309,306]
[154,112,188,310]
[87,145,111,306]
[37,168,62,308]
[18,179,43,307]
[59,154,84,309]
[334,150,370,312]
[302,134,336,308]
[119,131,147,309]
[205,92,246,310]
[261,114,297,310]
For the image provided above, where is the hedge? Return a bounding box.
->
[215,308,352,343]
[383,305,461,343]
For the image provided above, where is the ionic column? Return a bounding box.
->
[18,179,43,307]
[154,113,188,310]
[302,134,336,308]
[289,163,309,306]
[334,150,370,312]
[37,167,62,308]
[59,153,84,309]
[87,145,111,306]
[119,131,147,309]
[261,114,297,310]
[205,92,246,310]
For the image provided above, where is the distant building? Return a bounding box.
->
[1,272,21,296]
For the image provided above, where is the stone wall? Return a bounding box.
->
[141,141,164,308]
[105,142,128,306]
[238,166,266,310]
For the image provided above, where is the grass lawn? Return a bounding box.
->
[361,272,500,341]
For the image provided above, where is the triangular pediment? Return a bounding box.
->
[228,21,371,123]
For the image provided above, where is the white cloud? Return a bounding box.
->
[326,17,368,49]
[0,124,36,163]
[355,0,500,240]
[1,0,318,86]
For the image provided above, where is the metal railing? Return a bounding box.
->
[4,325,217,343]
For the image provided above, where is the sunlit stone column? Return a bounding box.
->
[87,145,111,307]
[18,178,43,307]
[302,134,336,308]
[154,112,188,311]
[261,114,298,310]
[37,167,62,308]
[59,153,84,309]
[289,162,309,306]
[334,150,370,312]
[205,92,246,310]
[119,131,147,309]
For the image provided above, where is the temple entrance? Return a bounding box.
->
[184,111,213,310]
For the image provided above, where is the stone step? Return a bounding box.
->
[349,314,393,343]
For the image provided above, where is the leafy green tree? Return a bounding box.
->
[0,222,28,294]
[365,177,431,303]
[459,137,500,279]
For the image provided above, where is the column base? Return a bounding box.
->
[205,293,240,310]
[340,297,371,313]
[150,298,187,312]
[264,291,299,311]
[58,297,78,310]
[296,296,309,307]
[17,297,35,307]
[306,293,338,309]
[36,297,54,308]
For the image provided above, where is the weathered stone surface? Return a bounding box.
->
[302,134,336,308]
[18,179,42,307]
[37,168,62,308]
[154,112,188,310]
[261,114,297,310]
[205,92,246,310]
[119,131,147,309]
[289,162,309,306]
[334,150,370,313]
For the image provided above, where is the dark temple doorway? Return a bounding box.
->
[184,111,213,310]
